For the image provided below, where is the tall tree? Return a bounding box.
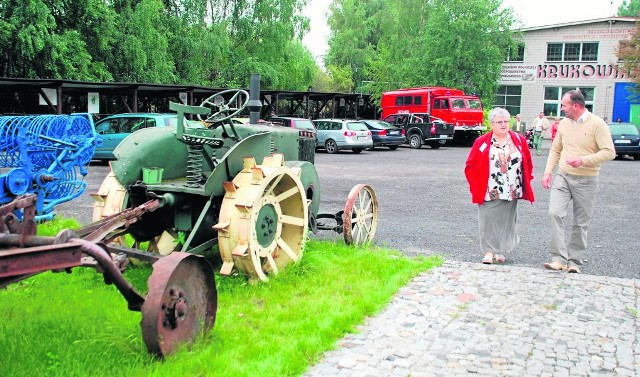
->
[325,0,385,92]
[618,23,640,93]
[0,0,319,89]
[618,0,640,16]
[0,0,110,80]
[326,0,518,105]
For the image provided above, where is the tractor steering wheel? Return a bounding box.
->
[198,89,249,123]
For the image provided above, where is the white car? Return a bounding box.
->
[312,119,373,154]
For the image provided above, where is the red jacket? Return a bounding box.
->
[465,131,535,204]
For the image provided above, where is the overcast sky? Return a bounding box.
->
[302,0,626,65]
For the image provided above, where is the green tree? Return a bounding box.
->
[326,0,384,92]
[0,0,113,80]
[618,0,640,16]
[326,0,518,105]
[0,0,319,89]
[110,0,176,83]
[618,23,640,90]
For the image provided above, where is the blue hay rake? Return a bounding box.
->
[0,114,100,220]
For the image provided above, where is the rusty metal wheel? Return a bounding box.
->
[214,154,308,282]
[343,184,378,245]
[141,252,217,357]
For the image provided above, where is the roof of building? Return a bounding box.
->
[520,16,638,32]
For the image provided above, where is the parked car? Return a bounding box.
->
[312,119,373,154]
[93,113,180,161]
[360,119,405,150]
[267,116,317,163]
[267,116,316,133]
[382,113,454,149]
[609,122,640,160]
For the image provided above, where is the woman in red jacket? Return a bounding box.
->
[464,108,535,264]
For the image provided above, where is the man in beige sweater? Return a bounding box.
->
[541,90,615,273]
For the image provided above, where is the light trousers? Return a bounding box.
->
[548,171,599,267]
[533,131,543,153]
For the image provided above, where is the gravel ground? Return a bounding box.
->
[57,139,640,279]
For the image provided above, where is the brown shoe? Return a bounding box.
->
[568,266,581,274]
[544,261,567,271]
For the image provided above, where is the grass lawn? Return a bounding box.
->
[0,219,442,377]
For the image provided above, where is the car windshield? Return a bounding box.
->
[451,99,466,109]
[610,124,639,135]
[468,99,482,109]
[346,122,368,131]
[293,119,315,131]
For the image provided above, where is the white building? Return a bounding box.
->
[496,17,638,127]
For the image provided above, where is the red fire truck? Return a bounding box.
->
[380,87,484,144]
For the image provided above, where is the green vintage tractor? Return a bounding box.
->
[90,75,379,356]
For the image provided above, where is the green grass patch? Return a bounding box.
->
[1,222,441,377]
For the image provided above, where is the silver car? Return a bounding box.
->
[313,119,373,154]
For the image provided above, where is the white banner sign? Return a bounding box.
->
[500,65,537,83]
[39,88,57,105]
[88,92,100,113]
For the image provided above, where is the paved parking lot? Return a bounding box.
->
[58,141,640,279]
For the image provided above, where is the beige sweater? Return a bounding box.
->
[544,112,615,176]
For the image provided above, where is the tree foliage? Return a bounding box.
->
[618,23,640,87]
[0,0,316,89]
[326,0,518,105]
[618,0,640,16]
[617,0,640,91]
[1,0,519,98]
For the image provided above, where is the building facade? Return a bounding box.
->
[496,17,638,127]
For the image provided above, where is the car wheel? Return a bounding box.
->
[388,145,399,150]
[352,148,363,154]
[634,154,640,160]
[409,134,422,149]
[325,139,338,154]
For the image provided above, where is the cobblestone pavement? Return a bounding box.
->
[304,261,640,377]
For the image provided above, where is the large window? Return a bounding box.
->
[546,42,599,62]
[495,85,522,116]
[543,86,594,116]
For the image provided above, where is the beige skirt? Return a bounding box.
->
[477,199,519,254]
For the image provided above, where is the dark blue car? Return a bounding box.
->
[609,122,640,160]
[361,119,406,150]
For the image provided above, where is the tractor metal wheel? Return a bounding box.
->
[91,170,177,254]
[214,154,308,282]
[342,184,378,245]
[92,170,128,223]
[141,252,217,358]
[91,170,129,245]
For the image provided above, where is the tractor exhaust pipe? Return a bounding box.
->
[248,74,262,124]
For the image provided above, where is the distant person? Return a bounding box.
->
[510,113,525,135]
[530,111,549,155]
[541,90,615,274]
[550,117,560,141]
[465,107,534,265]
[616,117,622,123]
